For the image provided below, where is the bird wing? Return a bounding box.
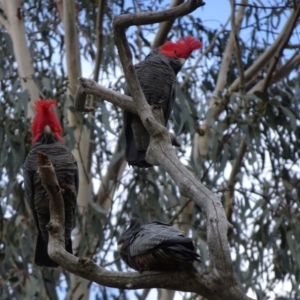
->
[23,140,78,237]
[129,221,193,257]
[124,55,177,168]
[163,80,177,126]
[23,167,39,232]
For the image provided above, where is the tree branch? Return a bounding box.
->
[180,17,230,89]
[213,0,247,101]
[76,78,181,148]
[151,0,184,49]
[96,133,126,211]
[93,0,105,83]
[1,0,40,119]
[193,1,247,159]
[261,3,300,92]
[60,1,91,299]
[225,136,247,221]
[77,78,136,113]
[74,1,253,298]
[227,6,300,94]
[37,153,248,300]
[230,0,245,93]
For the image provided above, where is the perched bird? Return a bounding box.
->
[117,218,201,272]
[23,100,78,267]
[124,36,202,168]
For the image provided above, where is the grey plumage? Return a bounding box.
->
[124,50,183,168]
[23,133,78,267]
[117,218,201,272]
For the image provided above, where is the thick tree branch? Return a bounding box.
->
[73,1,253,299]
[151,0,184,49]
[112,1,251,297]
[1,0,40,119]
[38,152,252,300]
[77,78,181,147]
[60,2,91,299]
[77,78,136,113]
[107,1,248,299]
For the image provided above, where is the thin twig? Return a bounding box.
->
[169,199,192,225]
[227,6,300,95]
[180,17,230,89]
[230,0,245,93]
[261,3,300,92]
[236,3,293,9]
[224,136,247,221]
[93,0,105,83]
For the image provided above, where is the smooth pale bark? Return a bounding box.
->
[0,0,39,119]
[58,1,91,299]
[193,0,248,160]
[0,1,58,298]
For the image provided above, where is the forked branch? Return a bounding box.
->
[72,1,253,299]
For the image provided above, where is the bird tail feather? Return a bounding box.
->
[34,232,73,268]
[124,111,152,168]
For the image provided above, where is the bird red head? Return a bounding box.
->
[31,99,63,144]
[159,36,202,59]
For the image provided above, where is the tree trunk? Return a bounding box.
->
[1,0,39,119]
[58,1,91,299]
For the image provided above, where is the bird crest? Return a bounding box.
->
[31,99,63,144]
[159,36,202,59]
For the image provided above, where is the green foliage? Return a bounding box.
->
[0,0,299,299]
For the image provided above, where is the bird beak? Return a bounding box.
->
[179,58,186,66]
[44,125,51,134]
[117,242,123,252]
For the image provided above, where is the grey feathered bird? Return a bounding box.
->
[23,100,78,267]
[117,218,201,272]
[124,36,202,168]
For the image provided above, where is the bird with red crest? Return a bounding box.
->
[23,99,78,267]
[124,36,202,168]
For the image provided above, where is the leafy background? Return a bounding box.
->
[0,0,299,299]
